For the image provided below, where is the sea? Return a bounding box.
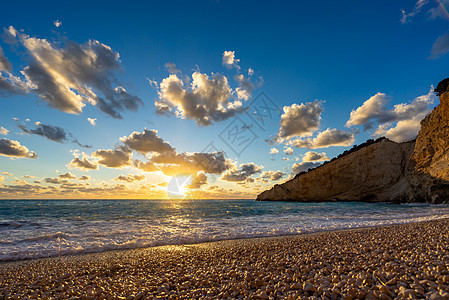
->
[1,199,449,262]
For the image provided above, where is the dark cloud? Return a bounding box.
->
[289,129,355,149]
[0,46,12,72]
[18,121,91,147]
[78,175,90,181]
[164,62,181,74]
[0,138,37,159]
[261,170,285,181]
[92,148,133,168]
[221,162,262,182]
[291,161,321,174]
[18,122,68,142]
[430,31,449,59]
[5,27,143,118]
[68,156,99,171]
[58,172,76,179]
[188,173,208,189]
[302,151,329,162]
[119,129,175,154]
[114,174,145,182]
[44,177,68,184]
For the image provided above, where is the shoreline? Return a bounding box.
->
[1,218,449,299]
[2,213,449,264]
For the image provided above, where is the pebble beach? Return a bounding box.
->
[1,218,449,300]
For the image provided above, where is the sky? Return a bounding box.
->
[0,0,448,199]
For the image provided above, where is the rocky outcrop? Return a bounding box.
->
[257,89,449,204]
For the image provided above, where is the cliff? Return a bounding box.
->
[257,89,449,204]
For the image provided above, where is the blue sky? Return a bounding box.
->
[0,0,448,199]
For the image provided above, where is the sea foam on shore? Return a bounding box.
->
[1,219,448,299]
[2,199,449,262]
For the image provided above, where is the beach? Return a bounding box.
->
[1,218,448,299]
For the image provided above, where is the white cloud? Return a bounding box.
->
[222,51,240,70]
[0,138,37,159]
[277,101,323,140]
[53,20,62,28]
[346,88,436,142]
[289,128,355,149]
[155,72,244,126]
[0,127,8,135]
[283,147,293,155]
[87,118,97,126]
[302,151,329,162]
[270,147,279,154]
[400,0,429,24]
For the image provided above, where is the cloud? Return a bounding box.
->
[187,172,208,189]
[5,27,142,118]
[53,20,62,28]
[221,162,262,182]
[155,72,244,126]
[430,31,449,59]
[78,175,90,180]
[119,129,175,154]
[261,170,285,181]
[2,172,12,176]
[18,121,91,147]
[164,62,181,74]
[277,101,323,140]
[284,147,293,155]
[87,118,97,126]
[289,128,355,149]
[346,89,436,142]
[302,151,329,162]
[291,161,321,174]
[22,175,37,178]
[400,0,429,24]
[0,138,37,159]
[92,148,133,168]
[270,147,279,154]
[0,175,3,182]
[234,74,255,100]
[68,152,99,171]
[58,172,76,179]
[18,122,68,142]
[0,46,12,72]
[0,47,27,97]
[428,0,449,20]
[222,51,240,69]
[146,78,159,88]
[44,177,68,184]
[0,127,8,135]
[115,174,145,182]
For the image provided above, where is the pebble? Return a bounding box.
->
[0,219,448,299]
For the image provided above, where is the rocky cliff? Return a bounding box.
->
[257,87,449,204]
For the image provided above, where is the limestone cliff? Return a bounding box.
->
[257,89,449,203]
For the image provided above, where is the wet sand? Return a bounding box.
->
[1,219,449,299]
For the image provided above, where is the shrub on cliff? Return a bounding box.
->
[435,78,449,96]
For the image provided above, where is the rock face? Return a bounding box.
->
[257,92,449,203]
